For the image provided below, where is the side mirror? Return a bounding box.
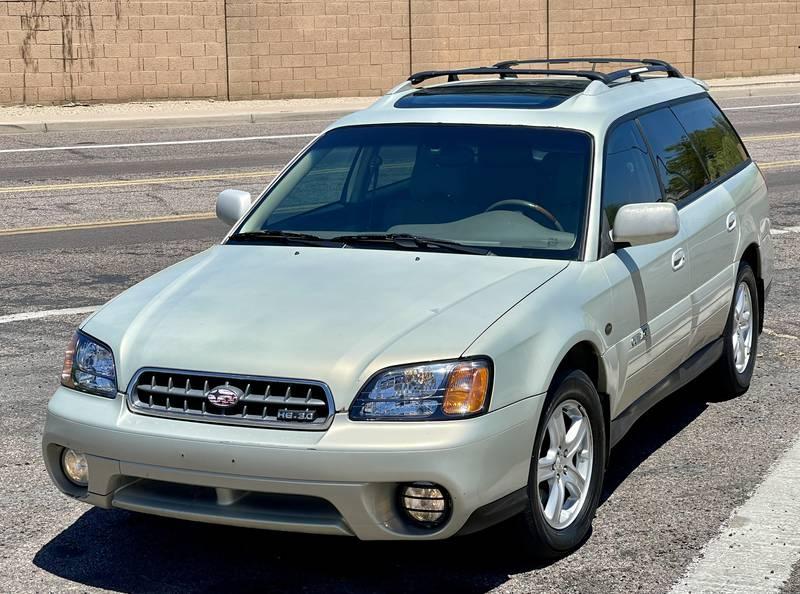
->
[611,202,680,247]
[216,189,252,226]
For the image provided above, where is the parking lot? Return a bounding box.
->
[1,93,800,593]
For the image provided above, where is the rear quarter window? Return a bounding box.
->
[670,97,748,180]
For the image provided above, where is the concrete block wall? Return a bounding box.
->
[0,0,227,104]
[549,0,694,75]
[0,0,797,105]
[224,1,410,99]
[694,0,800,78]
[409,0,547,72]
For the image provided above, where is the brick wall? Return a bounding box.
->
[0,0,797,105]
[549,0,694,76]
[0,0,227,104]
[695,0,800,78]
[225,1,409,99]
[409,0,547,72]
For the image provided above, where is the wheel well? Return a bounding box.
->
[553,341,610,465]
[741,243,765,332]
[554,342,600,389]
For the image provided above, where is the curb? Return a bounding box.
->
[0,107,362,135]
[0,81,798,134]
[710,83,800,100]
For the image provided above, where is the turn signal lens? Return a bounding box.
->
[442,362,489,415]
[60,331,117,397]
[61,332,79,388]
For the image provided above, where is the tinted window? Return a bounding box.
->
[239,125,593,260]
[671,98,748,180]
[602,120,662,225]
[269,144,358,223]
[638,108,708,203]
[374,144,415,189]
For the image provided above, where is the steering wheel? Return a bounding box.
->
[485,199,565,232]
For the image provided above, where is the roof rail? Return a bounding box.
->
[407,59,684,88]
[408,66,608,86]
[493,57,684,83]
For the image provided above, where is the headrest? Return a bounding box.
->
[425,144,475,168]
[477,144,532,167]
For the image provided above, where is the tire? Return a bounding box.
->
[711,262,760,396]
[512,369,606,558]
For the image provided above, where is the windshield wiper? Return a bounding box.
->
[227,230,345,247]
[332,233,494,256]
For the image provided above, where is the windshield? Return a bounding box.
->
[237,124,593,259]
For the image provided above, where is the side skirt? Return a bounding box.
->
[609,337,723,447]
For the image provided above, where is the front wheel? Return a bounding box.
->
[512,369,606,558]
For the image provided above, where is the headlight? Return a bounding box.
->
[60,331,117,397]
[349,358,491,421]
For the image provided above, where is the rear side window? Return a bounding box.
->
[638,108,708,203]
[602,120,662,225]
[671,97,748,180]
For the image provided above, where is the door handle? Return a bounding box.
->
[671,248,686,271]
[726,211,737,232]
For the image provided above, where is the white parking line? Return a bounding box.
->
[724,102,800,111]
[0,133,318,154]
[0,305,99,324]
[670,436,800,593]
[770,225,800,236]
[763,328,799,341]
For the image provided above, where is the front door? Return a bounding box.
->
[599,119,693,416]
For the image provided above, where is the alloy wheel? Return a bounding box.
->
[536,399,594,530]
[732,281,754,374]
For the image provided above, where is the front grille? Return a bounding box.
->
[127,369,334,430]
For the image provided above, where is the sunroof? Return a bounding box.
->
[394,80,589,109]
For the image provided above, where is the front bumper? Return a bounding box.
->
[43,386,544,540]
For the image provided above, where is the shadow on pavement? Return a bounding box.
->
[34,377,722,593]
[601,376,715,505]
[33,508,549,593]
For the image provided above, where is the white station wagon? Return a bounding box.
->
[44,58,773,556]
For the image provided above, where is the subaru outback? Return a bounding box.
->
[43,58,773,556]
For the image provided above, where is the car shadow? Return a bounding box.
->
[600,375,716,505]
[33,507,549,593]
[34,378,720,593]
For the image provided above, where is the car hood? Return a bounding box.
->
[84,245,567,410]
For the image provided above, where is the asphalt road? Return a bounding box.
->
[1,92,800,593]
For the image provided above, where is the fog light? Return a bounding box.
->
[398,482,451,528]
[61,449,88,487]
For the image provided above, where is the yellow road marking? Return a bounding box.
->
[743,132,800,142]
[759,159,800,170]
[0,212,216,237]
[1,157,800,237]
[0,169,279,194]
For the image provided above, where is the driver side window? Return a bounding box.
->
[602,120,662,227]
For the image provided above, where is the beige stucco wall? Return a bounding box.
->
[0,0,797,105]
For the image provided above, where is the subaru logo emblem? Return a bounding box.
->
[206,385,243,408]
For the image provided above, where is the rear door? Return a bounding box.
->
[669,97,749,352]
[600,119,693,414]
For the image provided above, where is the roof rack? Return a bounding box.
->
[408,66,608,86]
[493,57,684,83]
[406,58,683,88]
